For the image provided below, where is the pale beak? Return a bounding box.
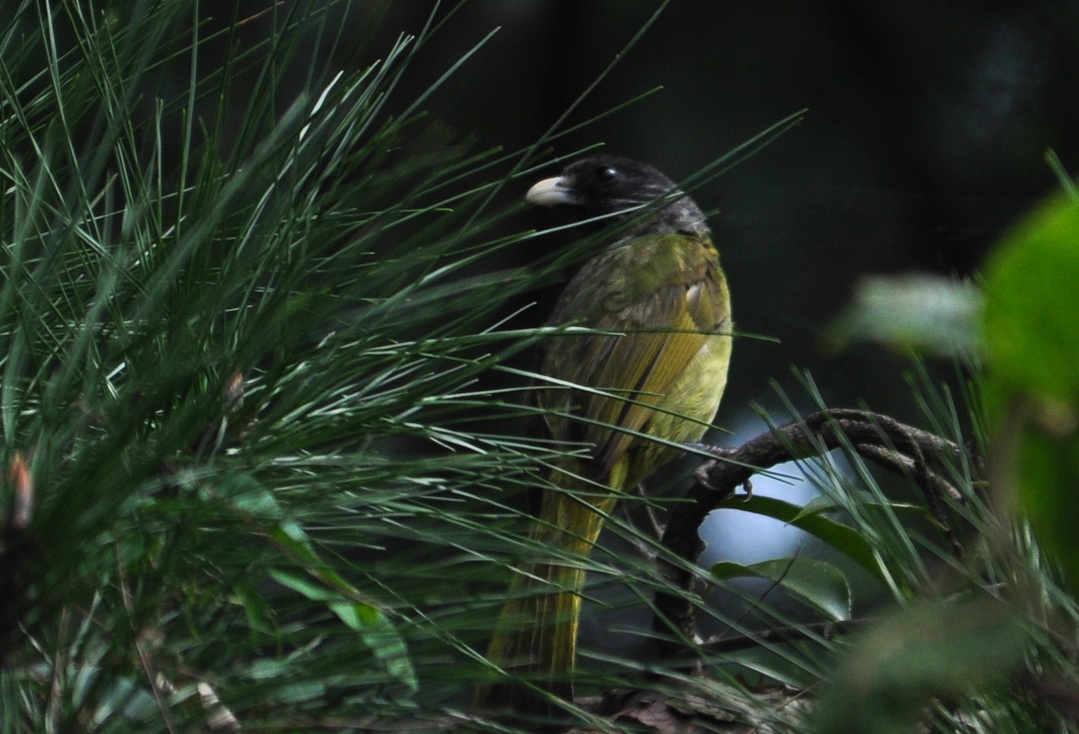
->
[525,176,578,207]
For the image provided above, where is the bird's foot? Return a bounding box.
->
[687,443,752,499]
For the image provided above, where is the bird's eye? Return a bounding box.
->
[595,166,619,182]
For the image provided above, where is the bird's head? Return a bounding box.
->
[525,155,708,237]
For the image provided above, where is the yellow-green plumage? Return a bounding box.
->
[475,156,732,716]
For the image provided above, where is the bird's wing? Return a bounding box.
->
[539,231,728,476]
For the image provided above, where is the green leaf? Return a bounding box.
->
[984,198,1079,407]
[268,569,338,602]
[983,196,1079,586]
[733,495,888,586]
[267,519,418,691]
[269,569,418,691]
[234,582,277,637]
[712,557,852,621]
[329,601,418,692]
[790,495,940,530]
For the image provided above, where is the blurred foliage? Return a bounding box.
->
[983,194,1079,590]
[826,274,982,357]
[811,600,1029,734]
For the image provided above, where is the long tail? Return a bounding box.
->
[473,476,617,716]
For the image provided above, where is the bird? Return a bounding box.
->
[474,155,733,717]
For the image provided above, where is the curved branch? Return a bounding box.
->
[652,408,974,660]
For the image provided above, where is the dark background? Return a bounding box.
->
[349,0,1072,427]
[46,0,1073,420]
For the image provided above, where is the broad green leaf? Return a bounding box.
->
[329,601,418,692]
[233,582,277,637]
[791,495,940,530]
[712,558,852,621]
[732,495,888,586]
[268,522,384,603]
[984,198,1079,408]
[269,570,417,691]
[268,569,338,602]
[983,196,1079,586]
[267,521,417,690]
